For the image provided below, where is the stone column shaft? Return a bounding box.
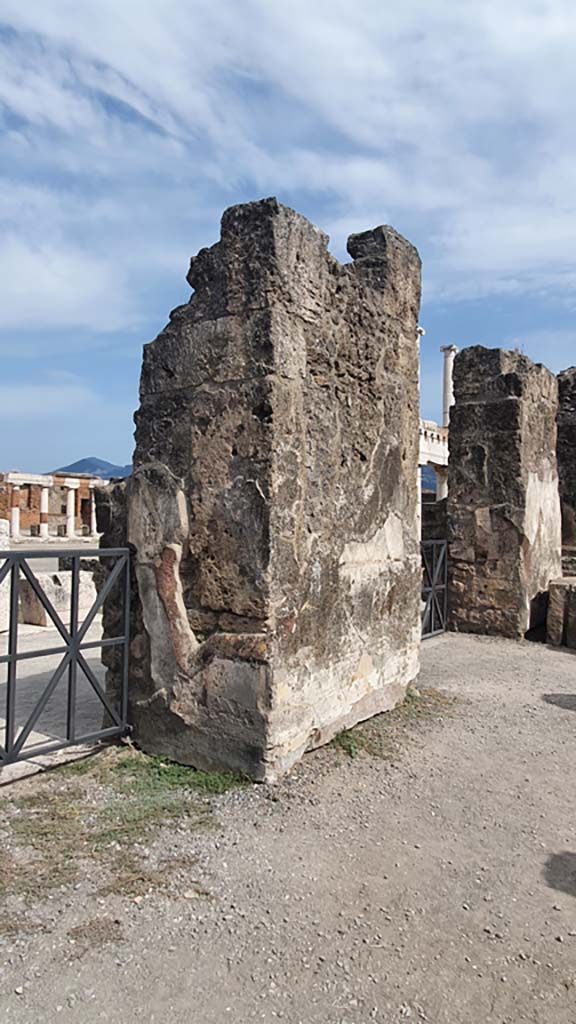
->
[435,466,448,501]
[90,487,98,536]
[66,488,76,539]
[440,345,458,428]
[10,486,20,540]
[40,486,49,539]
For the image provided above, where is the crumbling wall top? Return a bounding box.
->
[453,346,557,405]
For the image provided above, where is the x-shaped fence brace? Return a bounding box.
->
[421,540,447,638]
[0,549,130,765]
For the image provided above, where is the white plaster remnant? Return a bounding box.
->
[339,514,406,587]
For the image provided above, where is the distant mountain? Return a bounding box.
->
[53,457,132,480]
[421,464,437,493]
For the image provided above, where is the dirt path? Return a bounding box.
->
[1,634,576,1023]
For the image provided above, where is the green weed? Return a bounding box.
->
[0,746,247,905]
[331,687,455,761]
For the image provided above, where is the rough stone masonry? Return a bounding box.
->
[99,198,422,781]
[557,367,576,548]
[447,347,562,639]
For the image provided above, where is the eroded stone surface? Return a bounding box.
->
[100,198,422,780]
[547,577,576,648]
[558,367,576,546]
[447,347,562,639]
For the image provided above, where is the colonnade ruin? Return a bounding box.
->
[96,197,575,780]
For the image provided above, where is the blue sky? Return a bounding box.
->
[0,1,575,472]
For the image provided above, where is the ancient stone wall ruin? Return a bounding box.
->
[100,198,422,781]
[447,347,562,639]
[547,577,576,649]
[557,367,576,548]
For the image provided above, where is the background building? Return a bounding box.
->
[0,472,103,540]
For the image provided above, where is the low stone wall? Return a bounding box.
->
[19,571,97,628]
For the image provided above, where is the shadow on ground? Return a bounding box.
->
[545,644,576,658]
[543,852,576,897]
[542,693,576,711]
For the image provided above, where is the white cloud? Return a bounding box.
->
[0,381,98,419]
[505,329,576,374]
[0,375,135,471]
[0,234,136,332]
[0,0,575,333]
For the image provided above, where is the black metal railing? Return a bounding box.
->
[421,539,447,638]
[0,548,129,767]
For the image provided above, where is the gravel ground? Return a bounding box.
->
[1,632,576,1024]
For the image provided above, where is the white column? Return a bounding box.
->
[66,487,76,539]
[40,486,50,539]
[440,345,458,428]
[90,486,98,536]
[10,486,20,540]
[417,466,422,538]
[416,326,426,395]
[435,466,448,501]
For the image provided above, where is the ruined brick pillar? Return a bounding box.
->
[558,367,576,548]
[447,347,562,638]
[104,198,422,780]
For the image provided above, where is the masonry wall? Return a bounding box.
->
[16,485,41,533]
[421,497,447,542]
[101,198,422,781]
[447,347,562,638]
[0,477,42,531]
[558,368,576,547]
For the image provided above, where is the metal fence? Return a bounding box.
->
[421,539,448,638]
[0,548,129,767]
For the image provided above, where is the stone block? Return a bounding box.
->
[19,571,98,628]
[547,577,576,648]
[101,198,422,781]
[448,347,562,638]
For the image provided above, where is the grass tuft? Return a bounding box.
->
[108,752,247,795]
[331,686,455,761]
[0,746,248,905]
[332,730,360,759]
